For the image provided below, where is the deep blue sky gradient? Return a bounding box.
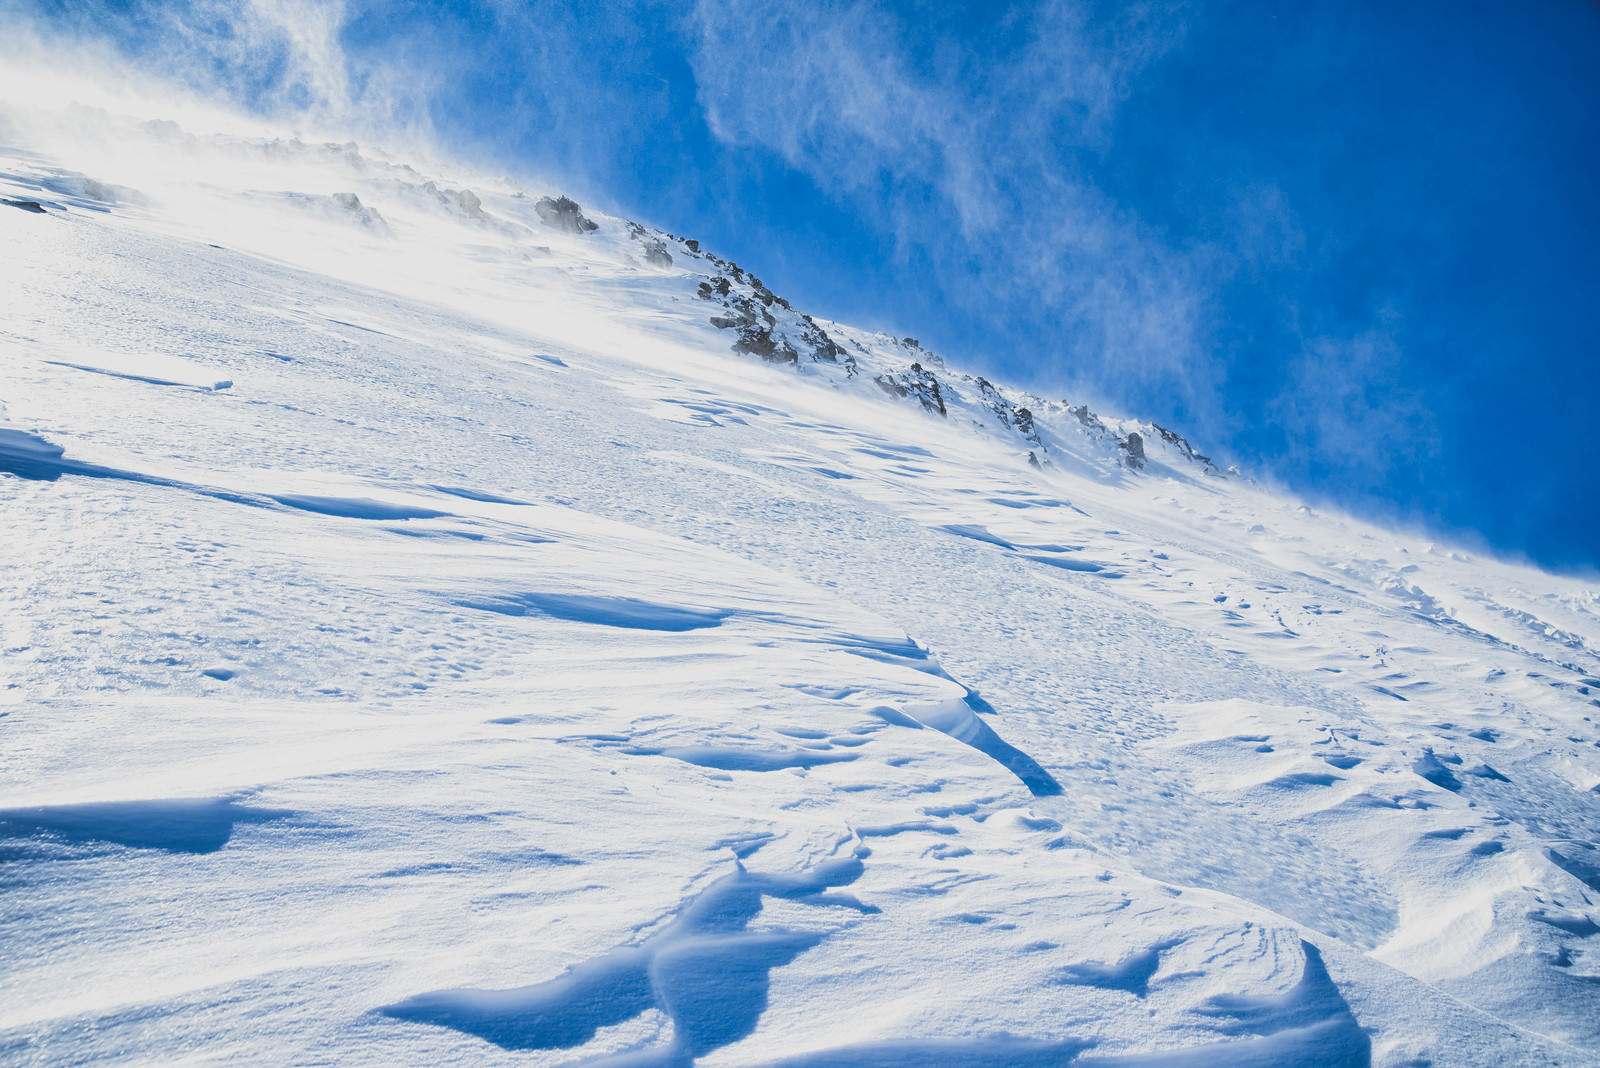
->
[20,0,1600,569]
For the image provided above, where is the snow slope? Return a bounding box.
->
[2,97,1599,1067]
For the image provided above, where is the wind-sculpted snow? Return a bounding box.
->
[1053,941,1180,997]
[265,493,450,520]
[454,592,733,631]
[0,797,290,855]
[383,848,873,1061]
[0,428,452,519]
[3,106,1599,1066]
[761,1036,1096,1067]
[0,428,67,480]
[902,694,1063,797]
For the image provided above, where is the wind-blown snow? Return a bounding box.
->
[2,91,1598,1067]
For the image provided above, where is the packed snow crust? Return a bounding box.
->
[2,98,1599,1067]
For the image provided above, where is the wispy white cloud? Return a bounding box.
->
[235,0,354,116]
[1266,325,1441,501]
[4,0,445,147]
[684,0,1208,414]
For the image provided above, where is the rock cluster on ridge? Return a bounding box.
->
[657,223,1223,478]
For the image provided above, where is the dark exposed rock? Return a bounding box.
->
[1069,405,1108,434]
[734,328,777,357]
[798,316,844,363]
[1064,407,1221,475]
[422,182,483,220]
[735,326,799,363]
[702,289,789,362]
[697,276,735,301]
[621,221,673,266]
[709,295,760,328]
[898,336,946,368]
[688,255,859,378]
[1153,424,1215,470]
[695,268,837,369]
[330,193,392,235]
[684,238,700,253]
[273,191,393,236]
[3,198,46,213]
[535,195,599,233]
[875,363,946,416]
[973,378,1042,448]
[642,239,673,269]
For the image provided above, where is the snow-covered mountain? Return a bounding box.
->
[3,100,1599,1067]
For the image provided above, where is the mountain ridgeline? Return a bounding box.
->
[4,113,1219,480]
[612,200,1225,480]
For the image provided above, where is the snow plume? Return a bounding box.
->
[684,0,1213,416]
[2,0,427,144]
[177,0,356,118]
[1258,327,1444,532]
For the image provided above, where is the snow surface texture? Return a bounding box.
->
[2,100,1599,1068]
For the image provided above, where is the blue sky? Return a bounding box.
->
[20,0,1600,570]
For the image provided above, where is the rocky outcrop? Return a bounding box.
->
[1066,404,1211,473]
[535,195,599,233]
[421,182,485,221]
[1069,405,1109,434]
[329,192,392,235]
[643,239,673,268]
[874,363,946,416]
[386,180,525,236]
[798,316,847,366]
[625,223,674,268]
[696,271,850,368]
[897,336,944,368]
[1122,432,1146,469]
[665,224,1227,479]
[700,289,794,363]
[736,328,800,363]
[268,191,394,236]
[1152,424,1216,471]
[974,377,1043,448]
